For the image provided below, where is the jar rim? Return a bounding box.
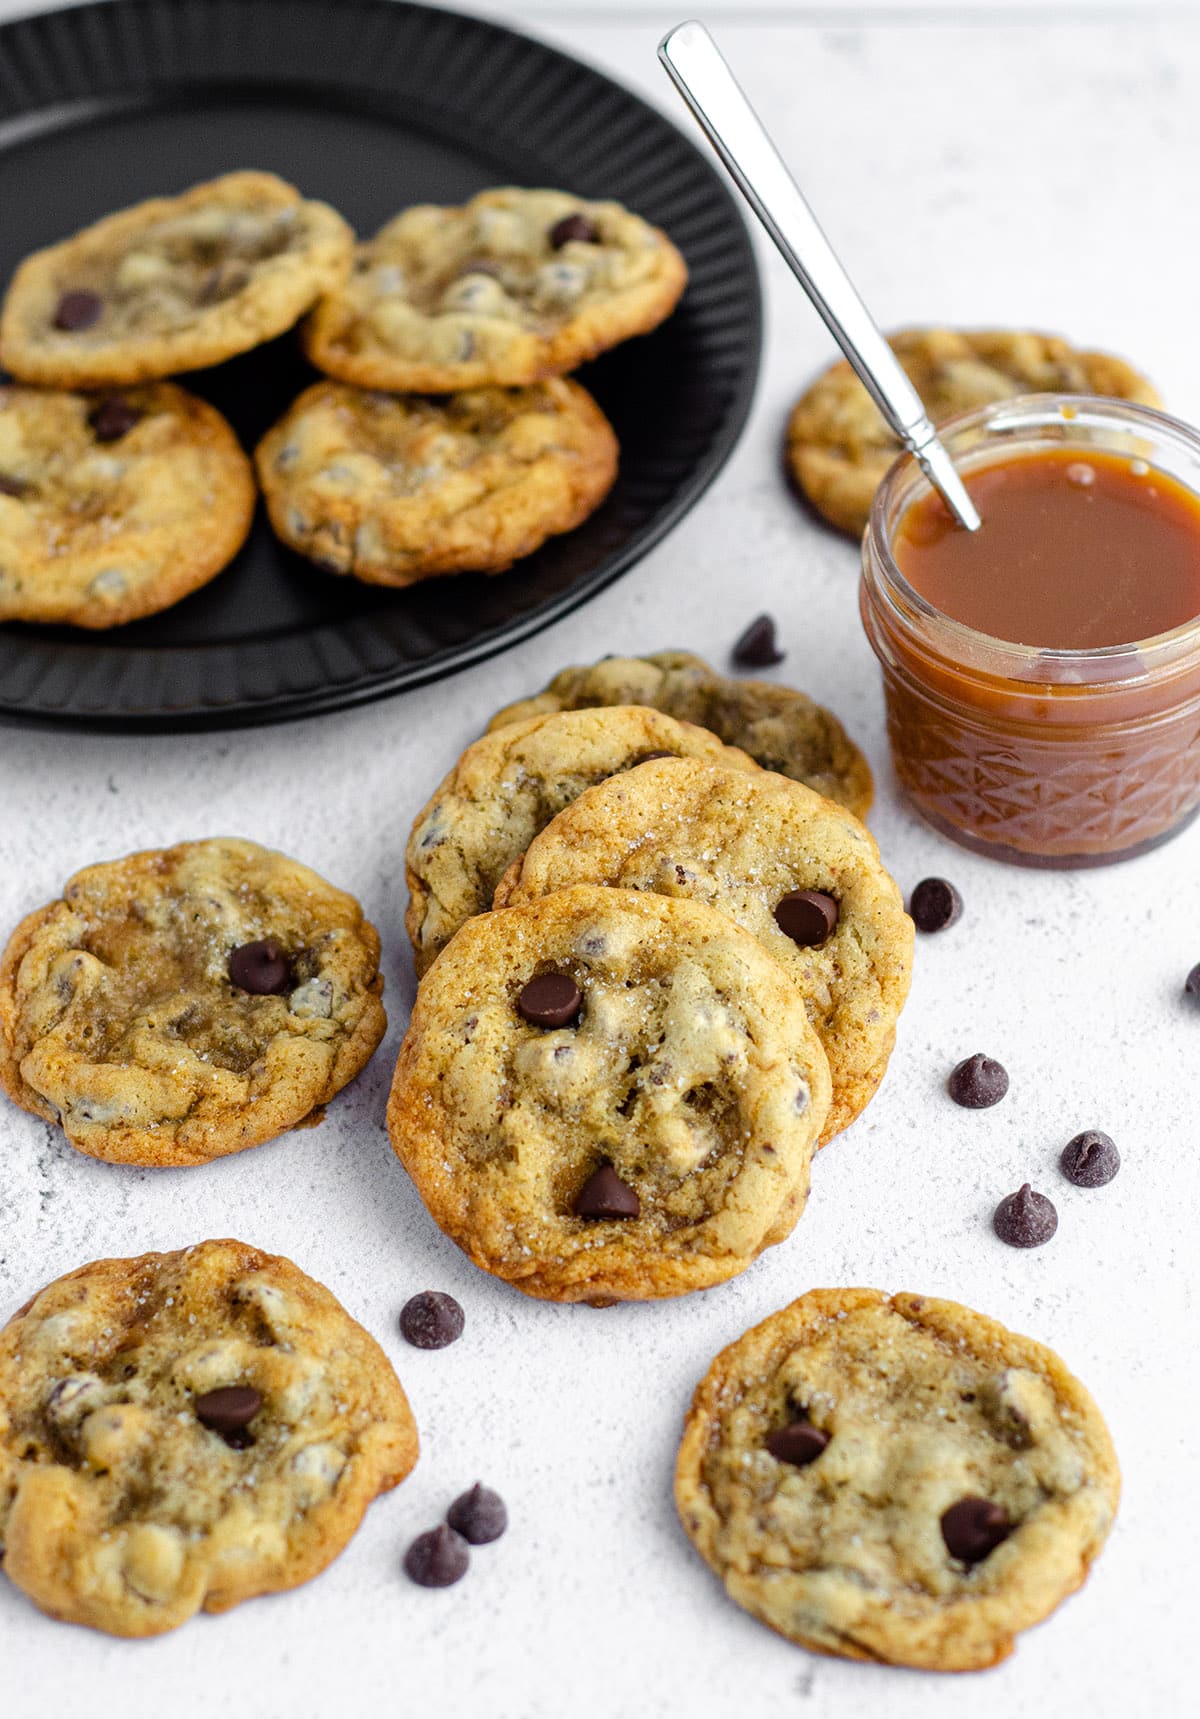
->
[866,393,1200,673]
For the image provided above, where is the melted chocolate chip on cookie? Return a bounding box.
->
[549,213,600,248]
[765,1419,829,1467]
[447,1483,507,1545]
[88,396,143,442]
[1060,1130,1120,1188]
[194,1385,261,1442]
[53,290,103,331]
[405,1525,470,1588]
[517,972,581,1028]
[993,1183,1057,1248]
[574,1163,640,1220]
[0,473,28,497]
[400,1291,465,1350]
[732,613,785,668]
[228,939,292,995]
[940,1496,1011,1563]
[948,1053,1008,1108]
[774,889,839,947]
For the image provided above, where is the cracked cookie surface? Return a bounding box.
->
[495,757,912,1144]
[0,383,255,627]
[675,1289,1119,1672]
[303,186,687,391]
[787,327,1162,537]
[405,705,759,975]
[388,885,831,1303]
[0,838,386,1167]
[0,171,353,387]
[256,378,618,585]
[0,1239,418,1637]
[487,650,873,818]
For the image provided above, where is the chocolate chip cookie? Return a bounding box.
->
[388,885,831,1304]
[406,706,759,975]
[0,172,353,387]
[495,757,913,1144]
[675,1289,1119,1671]
[0,383,255,627]
[0,1239,418,1636]
[787,327,1162,538]
[256,378,618,585]
[0,838,386,1167]
[487,650,873,818]
[303,187,687,392]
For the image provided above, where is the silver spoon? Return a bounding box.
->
[659,20,981,532]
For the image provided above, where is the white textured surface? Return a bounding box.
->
[2,5,1200,1716]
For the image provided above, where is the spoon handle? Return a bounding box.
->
[659,20,980,532]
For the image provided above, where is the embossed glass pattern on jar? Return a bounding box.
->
[860,397,1200,867]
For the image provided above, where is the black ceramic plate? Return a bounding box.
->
[0,0,760,730]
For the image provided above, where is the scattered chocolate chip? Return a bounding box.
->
[993,1183,1057,1248]
[909,876,962,933]
[574,1162,640,1220]
[400,1291,465,1350]
[773,889,839,947]
[0,473,27,498]
[404,1524,469,1588]
[446,1483,507,1545]
[194,1385,261,1436]
[948,1053,1008,1109]
[88,396,142,442]
[732,613,785,667]
[940,1496,1011,1563]
[228,939,292,995]
[1185,963,1200,1001]
[1060,1131,1120,1188]
[765,1419,828,1467]
[517,972,581,1028]
[549,213,600,248]
[53,289,103,331]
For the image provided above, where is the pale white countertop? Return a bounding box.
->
[2,3,1199,1716]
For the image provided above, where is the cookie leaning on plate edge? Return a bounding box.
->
[786,326,1163,538]
[675,1289,1119,1672]
[0,1239,418,1637]
[0,838,385,1167]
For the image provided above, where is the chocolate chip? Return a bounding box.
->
[549,213,600,248]
[993,1183,1057,1247]
[948,1053,1008,1108]
[909,876,962,933]
[404,1525,469,1588]
[574,1163,640,1220]
[0,474,27,497]
[228,939,292,995]
[400,1291,465,1350]
[88,396,142,442]
[53,290,103,331]
[773,890,839,947]
[630,749,675,766]
[517,972,581,1028]
[446,1483,507,1544]
[940,1496,1011,1563]
[194,1385,261,1436]
[1185,963,1200,1001]
[732,613,785,667]
[765,1419,828,1467]
[1059,1130,1120,1189]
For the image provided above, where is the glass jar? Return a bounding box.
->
[860,396,1200,867]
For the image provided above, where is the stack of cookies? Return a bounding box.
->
[390,648,914,1304]
[0,173,687,627]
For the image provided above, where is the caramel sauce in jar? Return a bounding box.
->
[860,398,1200,866]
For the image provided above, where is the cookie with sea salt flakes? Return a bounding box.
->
[487,649,873,818]
[405,704,760,975]
[302,186,687,392]
[0,382,255,628]
[255,377,618,585]
[0,1239,418,1637]
[387,885,831,1304]
[786,327,1162,538]
[675,1289,1119,1672]
[0,171,353,388]
[0,838,385,1167]
[494,757,913,1144]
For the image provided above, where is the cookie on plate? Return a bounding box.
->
[255,378,618,585]
[388,885,831,1303]
[405,705,759,975]
[0,171,353,387]
[675,1288,1119,1672]
[0,838,385,1167]
[303,186,687,391]
[0,383,255,628]
[487,649,873,818]
[495,757,913,1144]
[0,1239,418,1636]
[787,327,1162,538]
